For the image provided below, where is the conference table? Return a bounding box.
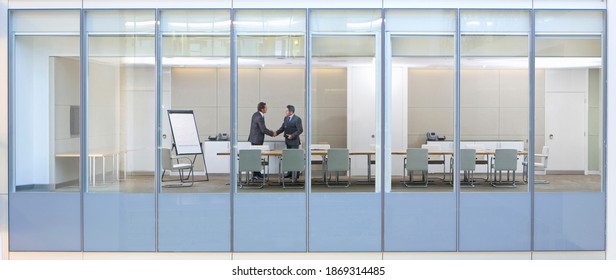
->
[218,149,528,183]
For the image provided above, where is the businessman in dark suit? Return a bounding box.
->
[276,105,303,179]
[248,102,276,179]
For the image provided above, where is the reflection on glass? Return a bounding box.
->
[535,10,603,192]
[13,11,80,192]
[460,10,530,192]
[87,10,156,193]
[236,10,306,193]
[160,10,230,193]
[311,10,380,193]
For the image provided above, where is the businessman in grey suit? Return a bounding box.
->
[276,105,303,179]
[248,102,276,179]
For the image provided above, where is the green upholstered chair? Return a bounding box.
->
[403,148,429,187]
[279,149,305,188]
[239,149,265,189]
[490,149,518,187]
[325,148,351,187]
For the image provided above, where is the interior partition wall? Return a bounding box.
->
[157,10,231,252]
[7,7,607,254]
[8,10,82,251]
[383,9,456,251]
[308,9,382,252]
[233,9,307,252]
[84,10,156,251]
[533,10,605,251]
[459,10,532,251]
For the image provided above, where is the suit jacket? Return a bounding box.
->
[248,111,274,145]
[276,114,303,147]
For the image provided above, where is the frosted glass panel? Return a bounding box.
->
[161,10,230,33]
[235,10,306,33]
[536,10,604,34]
[386,10,455,33]
[461,10,529,33]
[87,10,155,33]
[311,10,381,33]
[12,10,80,33]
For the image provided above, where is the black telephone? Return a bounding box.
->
[216,133,229,141]
[427,132,438,141]
[208,133,229,141]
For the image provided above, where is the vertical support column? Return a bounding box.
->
[305,8,311,252]
[528,9,536,251]
[454,8,461,252]
[229,9,237,254]
[604,2,615,260]
[79,8,88,252]
[379,8,387,254]
[154,8,162,252]
[0,19,15,267]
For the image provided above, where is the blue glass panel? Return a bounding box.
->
[234,193,306,252]
[84,193,155,251]
[534,192,605,251]
[384,193,456,251]
[158,193,230,252]
[9,193,81,251]
[460,192,531,251]
[309,193,381,252]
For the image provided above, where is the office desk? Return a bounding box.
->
[56,151,127,186]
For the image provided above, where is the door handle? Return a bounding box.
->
[549,134,553,139]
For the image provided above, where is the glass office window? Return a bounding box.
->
[8,10,82,251]
[160,10,230,193]
[157,10,232,252]
[12,11,81,193]
[311,9,381,193]
[460,10,530,193]
[86,10,156,193]
[383,9,457,251]
[533,10,605,251]
[84,10,156,251]
[534,10,603,193]
[308,9,382,251]
[233,10,307,251]
[459,10,531,251]
[236,10,306,193]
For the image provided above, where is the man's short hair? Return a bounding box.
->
[286,105,295,113]
[258,102,267,112]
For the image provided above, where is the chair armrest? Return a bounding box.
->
[535,154,548,158]
[171,155,193,164]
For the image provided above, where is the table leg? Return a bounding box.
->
[102,156,106,184]
[92,156,96,187]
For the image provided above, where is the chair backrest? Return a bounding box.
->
[494,149,517,171]
[459,149,476,171]
[281,149,305,172]
[161,148,173,169]
[239,149,262,172]
[406,148,428,171]
[327,148,349,172]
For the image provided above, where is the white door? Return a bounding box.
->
[348,66,376,176]
[545,91,586,171]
